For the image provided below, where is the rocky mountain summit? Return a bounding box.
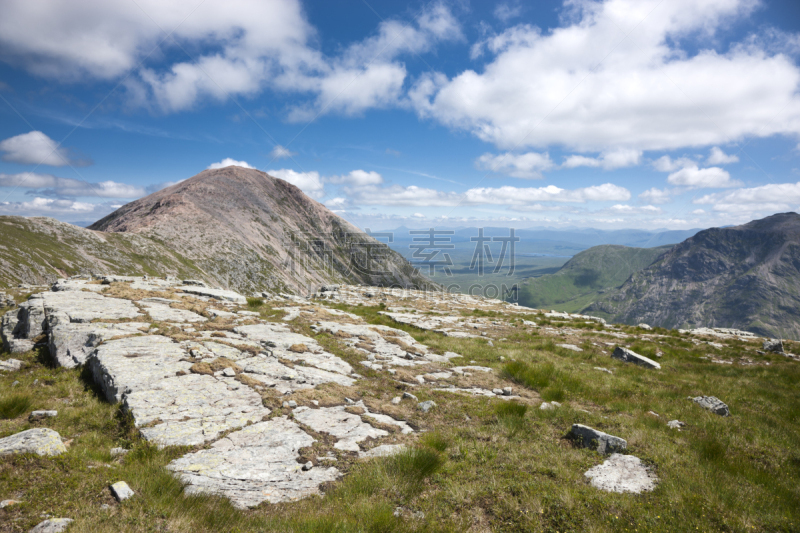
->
[571,212,800,339]
[0,166,429,293]
[1,274,798,531]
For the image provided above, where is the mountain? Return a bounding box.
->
[516,244,673,312]
[583,212,800,339]
[0,166,430,293]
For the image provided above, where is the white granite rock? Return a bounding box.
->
[110,481,135,501]
[0,358,24,371]
[584,454,658,493]
[139,300,206,323]
[611,347,661,369]
[177,286,247,304]
[691,396,730,417]
[48,322,148,368]
[28,518,74,533]
[0,428,66,457]
[292,404,391,452]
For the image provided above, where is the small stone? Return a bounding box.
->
[637,323,652,330]
[12,380,19,387]
[655,351,663,358]
[487,340,494,347]
[402,392,418,401]
[302,461,313,471]
[413,511,425,519]
[667,420,685,429]
[499,356,505,361]
[415,375,425,384]
[391,396,401,405]
[110,481,134,501]
[1,499,21,508]
[492,388,504,395]
[418,400,436,412]
[557,344,583,352]
[539,402,555,410]
[100,504,111,510]
[647,411,659,417]
[222,367,236,377]
[691,396,730,416]
[28,410,58,421]
[288,400,297,408]
[502,387,512,396]
[551,401,561,407]
[345,397,355,405]
[311,400,319,406]
[594,367,612,374]
[29,518,74,533]
[394,507,403,517]
[110,447,129,458]
[569,424,627,454]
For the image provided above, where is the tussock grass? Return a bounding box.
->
[0,393,32,419]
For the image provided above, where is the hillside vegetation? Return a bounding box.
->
[516,245,672,313]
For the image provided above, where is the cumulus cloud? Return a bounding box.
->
[410,0,800,151]
[0,131,88,167]
[666,166,740,189]
[639,187,671,204]
[651,155,696,172]
[0,197,115,218]
[694,182,800,212]
[207,158,254,170]
[608,204,662,215]
[328,170,384,186]
[494,3,522,23]
[269,145,297,160]
[562,148,642,170]
[268,168,325,198]
[0,172,145,198]
[707,146,739,165]
[475,151,554,179]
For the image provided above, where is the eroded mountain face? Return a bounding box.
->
[0,167,430,293]
[584,212,800,340]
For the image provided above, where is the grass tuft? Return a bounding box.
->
[0,392,33,419]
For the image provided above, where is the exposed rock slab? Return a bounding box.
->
[584,454,658,493]
[29,518,74,533]
[238,356,355,394]
[0,428,66,457]
[48,322,147,368]
[0,358,24,372]
[168,416,340,509]
[178,286,247,304]
[139,300,206,323]
[292,403,403,452]
[126,373,270,447]
[611,347,661,369]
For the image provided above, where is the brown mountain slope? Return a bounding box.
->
[88,166,431,294]
[583,212,800,339]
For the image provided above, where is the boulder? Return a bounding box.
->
[0,358,24,372]
[29,518,73,533]
[0,428,66,457]
[762,339,784,354]
[584,454,658,493]
[569,424,627,454]
[418,400,437,413]
[637,323,653,330]
[611,347,661,369]
[691,396,730,416]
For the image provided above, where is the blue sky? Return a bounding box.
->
[1,0,800,230]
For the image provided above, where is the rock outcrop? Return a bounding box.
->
[0,428,67,457]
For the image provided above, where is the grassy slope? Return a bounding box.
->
[516,244,673,313]
[0,217,207,289]
[0,298,797,531]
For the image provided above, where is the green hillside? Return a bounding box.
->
[516,244,673,312]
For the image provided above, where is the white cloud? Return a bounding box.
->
[207,158,254,170]
[667,166,740,188]
[0,172,145,198]
[268,168,325,198]
[0,197,114,217]
[475,151,554,179]
[494,3,522,23]
[692,209,706,214]
[562,148,642,170]
[651,155,695,172]
[343,182,630,207]
[707,146,739,165]
[0,131,82,167]
[328,170,384,186]
[0,1,461,118]
[269,145,297,160]
[694,181,800,212]
[608,204,662,214]
[639,187,671,204]
[411,0,800,152]
[413,212,426,218]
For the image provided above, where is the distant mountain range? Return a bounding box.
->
[0,167,429,293]
[520,212,800,340]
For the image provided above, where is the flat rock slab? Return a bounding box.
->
[39,291,143,326]
[48,322,148,368]
[570,424,627,454]
[168,416,340,509]
[0,428,66,457]
[558,344,583,352]
[139,301,206,323]
[29,518,74,533]
[238,356,355,394]
[87,335,190,403]
[235,323,353,375]
[177,286,247,304]
[292,403,407,452]
[126,373,270,447]
[691,396,730,416]
[584,454,658,493]
[110,481,135,501]
[612,347,661,369]
[359,444,406,459]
